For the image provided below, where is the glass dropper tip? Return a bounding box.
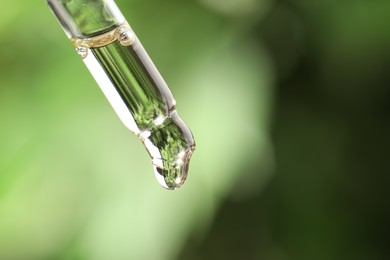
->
[152,146,195,190]
[143,111,196,190]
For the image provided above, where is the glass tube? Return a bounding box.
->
[46,0,195,190]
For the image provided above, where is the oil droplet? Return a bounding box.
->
[143,111,195,190]
[76,46,88,58]
[117,27,136,46]
[153,148,195,190]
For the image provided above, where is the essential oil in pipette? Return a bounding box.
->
[47,0,195,189]
[71,23,195,189]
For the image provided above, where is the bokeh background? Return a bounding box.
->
[0,0,389,259]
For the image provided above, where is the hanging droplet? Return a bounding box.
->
[143,111,195,190]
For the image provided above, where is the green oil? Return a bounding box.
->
[47,0,195,189]
[73,24,195,189]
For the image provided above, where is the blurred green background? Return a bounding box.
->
[0,0,389,259]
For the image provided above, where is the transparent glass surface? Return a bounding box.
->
[47,0,124,37]
[47,0,195,189]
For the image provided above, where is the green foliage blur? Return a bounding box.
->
[0,0,389,259]
[0,0,270,259]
